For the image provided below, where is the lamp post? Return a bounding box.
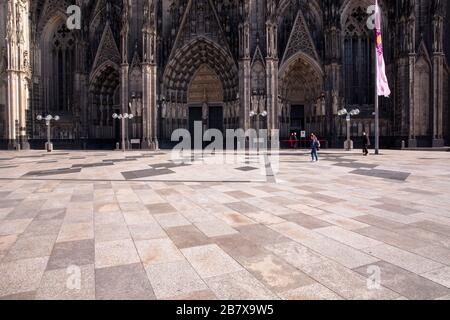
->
[337,108,360,151]
[112,113,134,152]
[250,110,268,151]
[36,114,60,152]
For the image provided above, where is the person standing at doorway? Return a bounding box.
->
[310,133,319,162]
[362,132,371,156]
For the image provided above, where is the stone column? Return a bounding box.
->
[141,0,158,150]
[266,19,279,135]
[431,2,445,147]
[5,0,30,149]
[238,1,251,132]
[323,1,342,147]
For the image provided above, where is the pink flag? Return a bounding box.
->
[375,0,391,97]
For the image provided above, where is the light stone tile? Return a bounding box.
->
[422,267,450,288]
[269,222,323,243]
[279,283,343,300]
[0,256,49,297]
[57,222,94,243]
[35,264,95,300]
[243,253,315,293]
[181,244,243,278]
[95,239,140,269]
[264,241,327,270]
[0,234,17,253]
[0,219,33,236]
[135,238,184,267]
[94,223,131,243]
[301,260,399,300]
[145,260,207,299]
[3,234,56,262]
[315,214,369,230]
[363,244,444,274]
[354,261,450,300]
[129,223,167,241]
[411,246,450,266]
[122,211,157,225]
[94,211,125,225]
[194,219,239,238]
[205,271,277,300]
[154,213,191,229]
[214,211,256,228]
[315,226,382,249]
[245,212,286,225]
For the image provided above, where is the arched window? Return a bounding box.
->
[343,6,374,106]
[50,24,75,112]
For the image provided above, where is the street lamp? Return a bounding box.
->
[36,114,60,152]
[249,110,268,151]
[337,108,360,151]
[112,113,134,152]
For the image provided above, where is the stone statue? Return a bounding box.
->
[332,90,339,115]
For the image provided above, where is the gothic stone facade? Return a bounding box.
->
[1,0,449,149]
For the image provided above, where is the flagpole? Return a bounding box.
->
[374,1,380,155]
[375,42,380,155]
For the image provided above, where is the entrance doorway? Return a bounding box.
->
[290,105,305,133]
[208,106,224,133]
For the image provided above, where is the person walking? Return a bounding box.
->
[362,132,371,156]
[310,133,320,162]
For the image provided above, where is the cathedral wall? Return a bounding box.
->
[0,1,6,139]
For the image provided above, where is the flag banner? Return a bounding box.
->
[375,1,391,97]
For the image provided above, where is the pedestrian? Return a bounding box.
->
[362,132,370,156]
[310,133,320,162]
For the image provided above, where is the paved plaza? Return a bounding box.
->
[0,149,450,300]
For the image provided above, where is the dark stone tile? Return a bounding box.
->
[350,169,411,181]
[214,234,268,262]
[354,226,426,250]
[409,221,450,237]
[353,215,405,230]
[304,193,343,204]
[372,203,421,215]
[236,166,258,172]
[5,200,46,220]
[72,162,114,168]
[146,203,177,214]
[282,213,332,229]
[0,200,22,209]
[395,226,450,249]
[95,263,155,300]
[22,219,63,238]
[236,224,290,246]
[166,225,213,249]
[46,239,95,271]
[109,158,138,162]
[150,162,190,169]
[121,168,174,180]
[225,202,260,214]
[263,196,298,206]
[225,191,254,200]
[354,261,450,300]
[23,168,82,177]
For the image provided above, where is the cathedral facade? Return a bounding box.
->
[0,0,449,150]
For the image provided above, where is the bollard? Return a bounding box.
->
[401,140,406,150]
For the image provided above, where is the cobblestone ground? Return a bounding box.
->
[0,149,450,300]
